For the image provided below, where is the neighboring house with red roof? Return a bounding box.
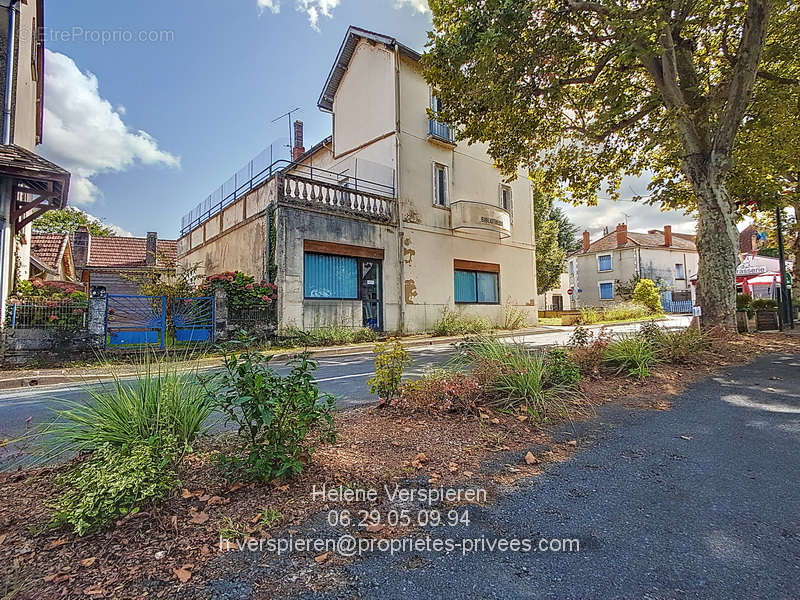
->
[29,233,76,281]
[566,223,699,308]
[71,226,177,296]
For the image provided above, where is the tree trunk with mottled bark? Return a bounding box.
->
[683,156,740,330]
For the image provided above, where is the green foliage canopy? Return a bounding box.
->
[32,207,115,237]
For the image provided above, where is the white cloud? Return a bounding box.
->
[394,0,429,13]
[296,0,340,31]
[39,50,180,206]
[257,0,428,29]
[257,0,281,14]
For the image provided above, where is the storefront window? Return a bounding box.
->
[304,253,358,299]
[454,270,499,304]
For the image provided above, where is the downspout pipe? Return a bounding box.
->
[2,0,19,145]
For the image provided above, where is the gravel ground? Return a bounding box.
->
[197,351,800,600]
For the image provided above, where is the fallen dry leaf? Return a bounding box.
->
[80,557,97,568]
[490,418,500,425]
[207,496,228,505]
[229,482,246,493]
[173,567,192,583]
[0,533,6,546]
[83,586,105,596]
[415,452,428,463]
[524,451,539,465]
[44,538,68,551]
[314,552,330,563]
[189,510,209,525]
[517,415,528,422]
[198,494,211,502]
[566,440,578,447]
[181,489,194,499]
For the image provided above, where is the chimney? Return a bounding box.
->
[582,230,590,252]
[663,225,673,247]
[292,120,305,161]
[146,232,157,266]
[73,225,90,268]
[615,223,627,247]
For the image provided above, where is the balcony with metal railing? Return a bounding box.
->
[428,119,456,146]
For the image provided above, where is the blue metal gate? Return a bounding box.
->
[660,291,692,314]
[105,295,215,347]
[173,297,215,343]
[106,295,166,348]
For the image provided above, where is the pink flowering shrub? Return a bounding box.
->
[198,271,278,311]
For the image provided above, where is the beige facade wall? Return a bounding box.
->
[395,56,537,330]
[538,271,570,311]
[333,41,396,158]
[13,0,39,151]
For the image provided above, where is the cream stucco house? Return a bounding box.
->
[178,26,538,333]
[568,224,698,308]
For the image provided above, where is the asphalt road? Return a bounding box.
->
[0,317,689,461]
[202,350,800,600]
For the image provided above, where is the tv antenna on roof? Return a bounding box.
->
[621,212,630,226]
[272,107,301,150]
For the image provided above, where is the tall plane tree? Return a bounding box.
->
[424,0,782,328]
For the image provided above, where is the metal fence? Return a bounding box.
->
[428,119,455,142]
[179,139,397,237]
[660,292,693,314]
[6,301,89,330]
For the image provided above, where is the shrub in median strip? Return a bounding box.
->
[603,334,660,379]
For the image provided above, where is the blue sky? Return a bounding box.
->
[40,0,698,240]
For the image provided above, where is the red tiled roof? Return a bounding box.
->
[72,234,177,269]
[739,225,758,254]
[30,233,69,271]
[579,230,697,254]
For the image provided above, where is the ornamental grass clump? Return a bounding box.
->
[603,334,660,379]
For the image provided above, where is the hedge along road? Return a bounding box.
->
[0,316,691,463]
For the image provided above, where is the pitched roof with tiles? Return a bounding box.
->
[30,233,69,271]
[578,229,697,255]
[72,233,177,270]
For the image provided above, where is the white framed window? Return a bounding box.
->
[432,163,448,207]
[597,253,613,272]
[675,263,685,280]
[499,184,512,213]
[598,280,614,300]
[568,260,575,276]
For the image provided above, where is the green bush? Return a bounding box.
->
[603,302,654,322]
[545,348,581,388]
[50,439,178,535]
[752,298,778,311]
[39,358,212,461]
[632,278,663,314]
[432,308,492,336]
[367,340,411,402]
[576,307,601,325]
[205,349,336,482]
[568,327,612,375]
[736,293,754,316]
[604,335,660,379]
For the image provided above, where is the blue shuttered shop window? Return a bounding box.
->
[454,270,499,304]
[304,253,358,299]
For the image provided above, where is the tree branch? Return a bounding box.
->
[714,0,771,163]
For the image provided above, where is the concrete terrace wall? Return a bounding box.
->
[177,179,277,279]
